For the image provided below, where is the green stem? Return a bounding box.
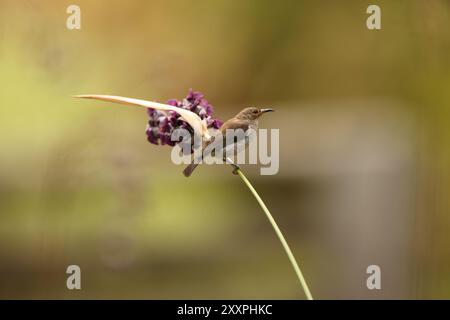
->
[235,168,313,300]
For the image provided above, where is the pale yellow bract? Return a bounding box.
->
[74,94,212,141]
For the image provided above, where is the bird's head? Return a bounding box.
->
[236,107,275,120]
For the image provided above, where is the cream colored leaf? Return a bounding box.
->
[74,94,211,140]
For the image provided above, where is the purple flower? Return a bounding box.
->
[145,89,222,149]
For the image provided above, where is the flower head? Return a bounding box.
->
[145,89,223,149]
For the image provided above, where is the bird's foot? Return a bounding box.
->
[225,157,240,175]
[231,164,240,175]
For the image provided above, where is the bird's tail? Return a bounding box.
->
[183,163,199,177]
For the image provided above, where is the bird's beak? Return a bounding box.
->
[260,108,275,113]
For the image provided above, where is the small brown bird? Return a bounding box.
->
[183,107,274,177]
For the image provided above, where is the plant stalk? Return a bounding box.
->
[235,168,313,300]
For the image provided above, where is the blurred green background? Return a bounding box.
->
[0,0,449,299]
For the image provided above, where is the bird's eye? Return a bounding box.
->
[253,110,259,114]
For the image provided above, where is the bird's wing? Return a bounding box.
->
[74,94,211,140]
[203,119,250,158]
[191,119,251,163]
[219,119,250,133]
[220,118,252,146]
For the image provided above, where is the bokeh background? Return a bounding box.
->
[0,0,449,299]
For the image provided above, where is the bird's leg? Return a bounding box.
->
[225,157,240,175]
